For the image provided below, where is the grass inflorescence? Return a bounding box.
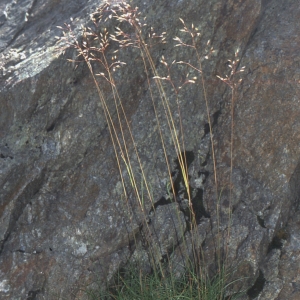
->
[57,1,245,299]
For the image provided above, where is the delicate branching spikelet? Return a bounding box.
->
[216,49,245,89]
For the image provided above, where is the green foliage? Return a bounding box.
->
[85,264,241,300]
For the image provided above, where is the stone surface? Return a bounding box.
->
[0,0,300,299]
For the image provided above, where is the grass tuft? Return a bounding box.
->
[56,1,246,299]
[85,263,241,300]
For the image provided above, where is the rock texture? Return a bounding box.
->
[1,0,300,299]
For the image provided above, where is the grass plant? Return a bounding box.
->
[85,263,240,300]
[57,1,245,299]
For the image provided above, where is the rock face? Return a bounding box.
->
[1,0,300,299]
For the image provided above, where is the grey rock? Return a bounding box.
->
[1,0,300,299]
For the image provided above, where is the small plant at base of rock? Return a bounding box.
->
[85,263,242,300]
[57,1,246,299]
